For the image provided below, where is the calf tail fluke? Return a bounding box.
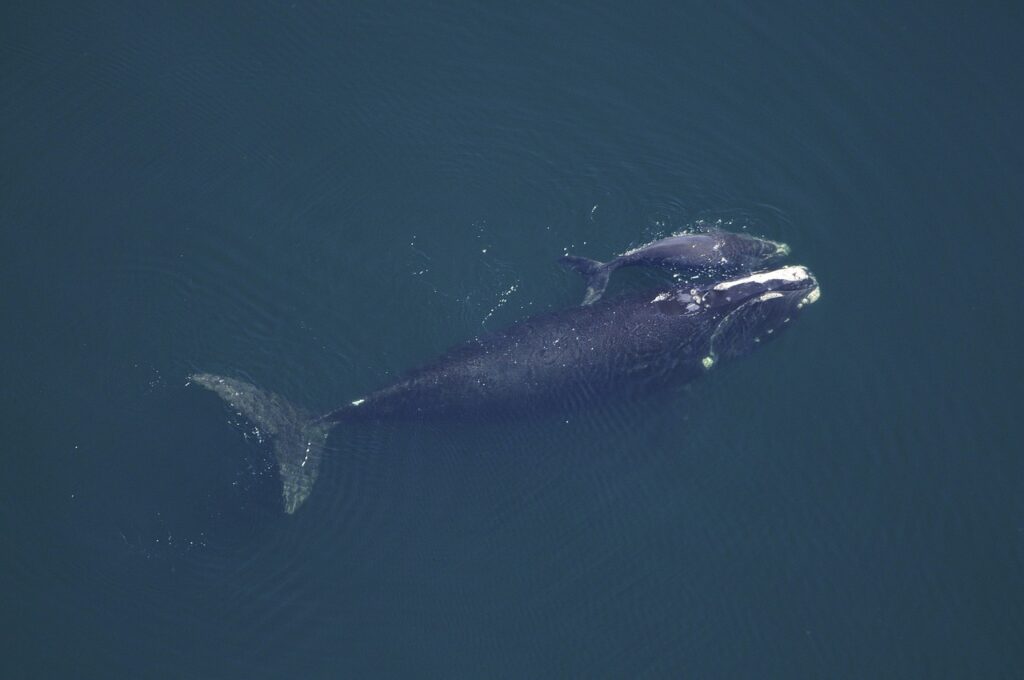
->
[558,255,612,305]
[190,373,330,514]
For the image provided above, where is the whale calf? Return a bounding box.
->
[560,230,790,305]
[193,265,819,513]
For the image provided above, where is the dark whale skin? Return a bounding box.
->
[324,291,709,424]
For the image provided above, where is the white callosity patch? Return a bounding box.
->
[713,265,811,291]
[351,398,365,406]
[797,286,821,309]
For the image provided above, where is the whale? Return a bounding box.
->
[560,230,790,305]
[192,265,820,514]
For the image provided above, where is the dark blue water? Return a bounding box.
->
[2,2,1022,677]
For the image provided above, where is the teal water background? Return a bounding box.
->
[2,2,1022,677]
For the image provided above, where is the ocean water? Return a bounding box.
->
[2,2,1022,677]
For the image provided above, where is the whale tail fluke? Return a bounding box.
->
[190,373,330,514]
[558,255,612,305]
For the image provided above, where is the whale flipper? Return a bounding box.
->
[559,255,613,305]
[191,373,330,514]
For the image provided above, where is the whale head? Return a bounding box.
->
[714,231,792,270]
[699,265,820,364]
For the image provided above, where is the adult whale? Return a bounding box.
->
[193,265,820,513]
[560,230,790,305]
